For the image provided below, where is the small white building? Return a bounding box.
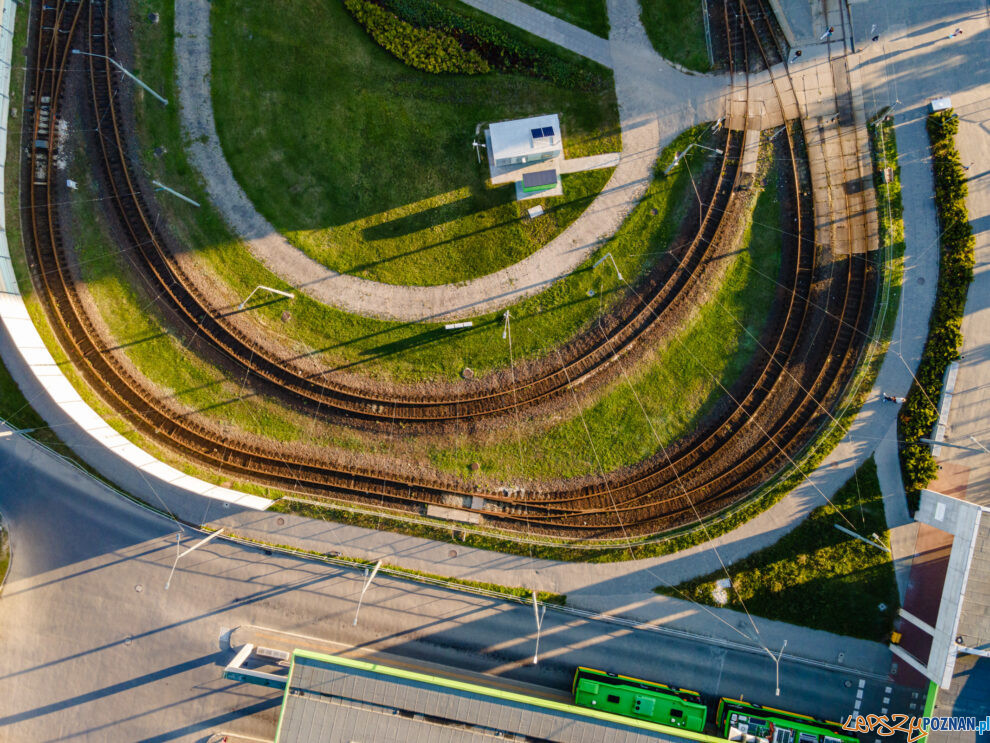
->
[484,114,564,200]
[487,113,561,169]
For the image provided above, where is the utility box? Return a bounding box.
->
[929,97,952,112]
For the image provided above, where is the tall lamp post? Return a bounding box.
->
[663,142,723,176]
[71,49,168,106]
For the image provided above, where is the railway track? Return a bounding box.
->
[21,0,876,539]
[66,16,740,429]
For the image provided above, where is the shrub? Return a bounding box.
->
[898,110,975,510]
[342,0,490,74]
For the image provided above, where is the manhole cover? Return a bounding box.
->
[281,310,292,322]
[124,636,133,646]
[469,462,480,472]
[135,584,144,593]
[448,549,458,558]
[917,276,925,285]
[462,367,474,380]
[276,517,285,526]
[844,679,852,688]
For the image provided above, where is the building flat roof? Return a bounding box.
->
[275,650,720,743]
[956,517,990,650]
[488,114,561,161]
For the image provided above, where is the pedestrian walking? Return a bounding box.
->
[820,26,834,41]
[948,28,963,39]
[789,49,802,63]
[882,393,896,403]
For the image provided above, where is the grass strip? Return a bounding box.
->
[898,111,975,510]
[639,0,711,72]
[655,457,898,640]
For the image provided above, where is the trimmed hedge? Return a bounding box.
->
[369,0,607,90]
[898,111,975,509]
[342,0,490,74]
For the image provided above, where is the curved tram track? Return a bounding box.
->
[22,0,876,539]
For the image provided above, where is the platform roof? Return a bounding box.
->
[274,650,718,743]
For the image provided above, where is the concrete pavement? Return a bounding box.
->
[0,430,923,741]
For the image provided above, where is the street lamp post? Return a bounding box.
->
[663,142,724,176]
[71,49,168,106]
[769,639,787,696]
[353,559,383,627]
[0,427,39,439]
[593,251,624,281]
[531,590,547,665]
[164,528,224,590]
[238,285,295,310]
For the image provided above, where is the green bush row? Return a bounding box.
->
[342,0,490,74]
[368,0,607,90]
[898,111,975,507]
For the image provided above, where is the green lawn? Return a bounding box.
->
[516,0,610,37]
[210,0,619,286]
[656,457,899,640]
[429,162,782,479]
[639,0,711,72]
[124,1,710,385]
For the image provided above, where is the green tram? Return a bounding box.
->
[717,698,858,743]
[573,668,859,743]
[572,666,708,731]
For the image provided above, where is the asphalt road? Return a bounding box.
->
[0,432,925,742]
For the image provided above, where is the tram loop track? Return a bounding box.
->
[21,0,876,538]
[64,12,748,431]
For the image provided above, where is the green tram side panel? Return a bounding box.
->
[718,700,858,743]
[573,677,707,732]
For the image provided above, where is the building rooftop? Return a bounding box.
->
[275,650,716,743]
[488,113,561,162]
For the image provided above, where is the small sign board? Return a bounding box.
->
[929,97,952,112]
[527,205,544,219]
[444,321,473,330]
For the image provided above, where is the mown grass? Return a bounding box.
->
[210,0,619,286]
[515,0,610,37]
[126,1,708,385]
[639,0,711,72]
[429,163,782,480]
[656,457,899,640]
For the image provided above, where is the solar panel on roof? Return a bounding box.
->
[531,127,543,139]
[522,169,557,189]
[542,126,554,137]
